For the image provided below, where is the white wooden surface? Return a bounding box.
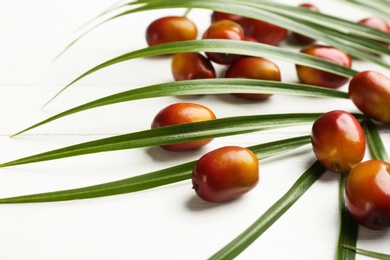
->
[0,0,389,259]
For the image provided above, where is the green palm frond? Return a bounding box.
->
[13,78,349,137]
[45,39,358,106]
[0,135,311,203]
[1,113,324,167]
[210,160,326,259]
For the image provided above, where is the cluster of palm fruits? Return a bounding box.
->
[146,4,390,230]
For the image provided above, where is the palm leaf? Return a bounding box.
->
[364,117,390,162]
[342,245,390,260]
[1,113,324,167]
[337,173,358,260]
[209,160,326,259]
[244,1,390,42]
[44,39,358,106]
[13,78,349,137]
[112,0,390,61]
[56,0,390,59]
[0,135,311,203]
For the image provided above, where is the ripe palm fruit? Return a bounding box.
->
[240,18,288,46]
[296,44,352,88]
[202,19,245,64]
[146,16,197,46]
[171,52,216,81]
[151,103,216,151]
[291,3,320,44]
[311,110,366,173]
[349,70,390,123]
[224,57,281,100]
[192,146,259,202]
[345,160,390,230]
[359,17,390,34]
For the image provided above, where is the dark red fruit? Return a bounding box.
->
[291,3,320,44]
[311,110,366,173]
[211,11,244,24]
[296,44,352,88]
[224,57,281,100]
[192,146,259,202]
[171,52,216,81]
[240,18,288,46]
[348,70,390,123]
[151,103,216,151]
[146,16,197,46]
[345,160,390,230]
[202,20,245,64]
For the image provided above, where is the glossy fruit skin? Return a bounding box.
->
[224,57,281,100]
[192,146,259,202]
[296,44,352,88]
[240,18,288,46]
[359,17,390,46]
[146,16,197,46]
[202,20,245,64]
[151,103,216,151]
[171,52,216,81]
[211,11,244,24]
[311,110,366,173]
[359,17,390,34]
[349,71,390,123]
[345,160,390,230]
[291,3,320,44]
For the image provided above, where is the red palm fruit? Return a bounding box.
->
[296,44,352,88]
[192,146,259,202]
[211,11,245,24]
[359,17,390,34]
[146,16,197,46]
[345,160,390,230]
[311,110,366,173]
[171,52,216,81]
[202,20,245,64]
[224,57,281,100]
[291,3,320,44]
[240,17,288,46]
[348,70,390,123]
[359,17,390,46]
[151,103,216,151]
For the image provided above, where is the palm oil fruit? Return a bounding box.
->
[151,103,216,151]
[358,17,390,46]
[211,11,244,24]
[240,18,288,46]
[224,57,281,100]
[358,17,390,34]
[291,3,320,44]
[202,19,245,64]
[171,52,216,81]
[296,44,352,88]
[349,70,390,123]
[345,160,390,230]
[192,146,259,202]
[146,16,197,46]
[311,110,366,174]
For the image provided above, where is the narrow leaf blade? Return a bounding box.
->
[209,160,327,260]
[13,79,349,137]
[2,113,322,167]
[44,39,358,106]
[0,135,311,203]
